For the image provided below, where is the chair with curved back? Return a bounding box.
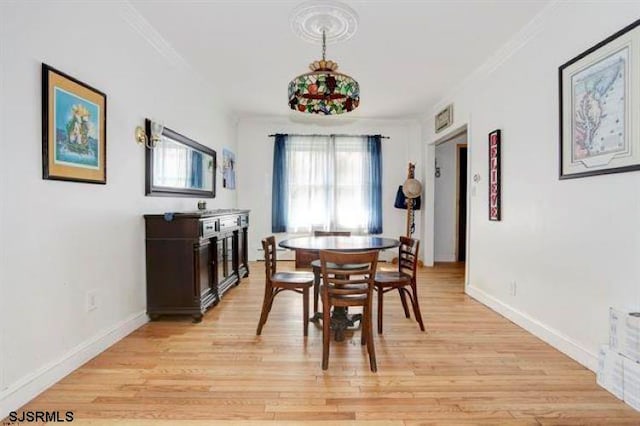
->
[374,236,424,334]
[320,250,379,372]
[256,236,314,336]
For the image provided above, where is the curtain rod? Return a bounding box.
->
[268,133,390,139]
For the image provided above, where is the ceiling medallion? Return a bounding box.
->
[288,1,360,115]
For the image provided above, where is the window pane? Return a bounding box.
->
[283,135,377,233]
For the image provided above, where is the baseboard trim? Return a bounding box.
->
[466,285,597,372]
[0,311,148,418]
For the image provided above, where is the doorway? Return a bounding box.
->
[434,131,468,264]
[456,145,468,262]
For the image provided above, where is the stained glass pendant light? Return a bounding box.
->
[288,1,359,115]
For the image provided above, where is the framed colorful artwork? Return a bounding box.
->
[489,129,501,221]
[559,19,640,179]
[222,148,236,189]
[42,64,107,184]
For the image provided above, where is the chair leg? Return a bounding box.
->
[322,295,331,370]
[361,303,368,346]
[398,288,410,318]
[410,283,425,332]
[256,285,273,336]
[366,298,377,372]
[313,267,320,315]
[377,287,384,334]
[303,287,309,337]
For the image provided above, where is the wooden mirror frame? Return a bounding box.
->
[145,119,216,198]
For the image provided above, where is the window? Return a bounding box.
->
[272,134,382,234]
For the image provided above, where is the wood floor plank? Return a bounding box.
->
[6,261,640,423]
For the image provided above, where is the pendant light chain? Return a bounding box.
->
[322,29,326,61]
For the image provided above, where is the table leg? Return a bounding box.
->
[330,307,362,341]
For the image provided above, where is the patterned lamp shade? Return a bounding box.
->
[288,58,360,115]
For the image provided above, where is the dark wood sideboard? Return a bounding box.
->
[144,209,249,322]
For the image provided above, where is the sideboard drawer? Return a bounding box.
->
[201,219,218,238]
[219,216,238,232]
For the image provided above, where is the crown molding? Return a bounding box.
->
[119,1,235,116]
[119,1,193,75]
[431,0,560,114]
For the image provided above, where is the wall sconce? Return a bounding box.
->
[135,120,164,149]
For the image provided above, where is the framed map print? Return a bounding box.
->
[42,64,107,184]
[559,19,640,179]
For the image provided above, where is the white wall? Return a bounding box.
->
[423,2,640,370]
[236,116,424,263]
[434,133,466,262]
[0,1,236,415]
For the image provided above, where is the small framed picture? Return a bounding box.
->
[435,104,453,133]
[223,148,236,189]
[42,64,107,184]
[559,19,640,179]
[489,129,501,221]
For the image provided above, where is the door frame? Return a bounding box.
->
[425,122,472,289]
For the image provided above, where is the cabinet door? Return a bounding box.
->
[216,237,225,284]
[226,235,235,278]
[196,241,212,299]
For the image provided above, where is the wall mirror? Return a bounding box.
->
[145,119,216,197]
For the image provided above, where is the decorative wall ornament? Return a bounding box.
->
[559,19,640,179]
[288,1,360,115]
[435,104,453,133]
[222,148,236,189]
[488,129,501,221]
[42,64,107,184]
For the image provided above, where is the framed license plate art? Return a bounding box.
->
[42,64,107,184]
[559,19,640,179]
[489,129,501,221]
[435,104,453,133]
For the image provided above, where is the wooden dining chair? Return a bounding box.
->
[311,231,349,314]
[374,236,424,334]
[320,250,379,372]
[256,236,314,336]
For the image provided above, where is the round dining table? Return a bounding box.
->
[279,236,400,341]
[279,236,400,253]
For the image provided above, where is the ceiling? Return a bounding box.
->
[131,0,550,119]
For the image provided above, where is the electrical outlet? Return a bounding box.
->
[509,281,517,297]
[87,290,98,312]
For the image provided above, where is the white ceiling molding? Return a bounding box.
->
[119,1,193,75]
[119,1,235,121]
[129,1,551,120]
[290,0,359,45]
[431,0,560,114]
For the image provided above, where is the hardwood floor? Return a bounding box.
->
[10,261,640,425]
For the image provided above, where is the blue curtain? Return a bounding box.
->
[271,134,288,233]
[367,135,383,234]
[190,150,203,189]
